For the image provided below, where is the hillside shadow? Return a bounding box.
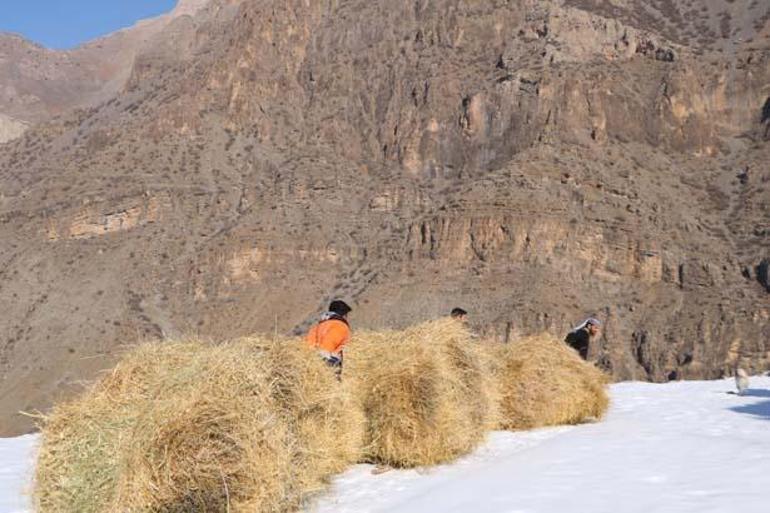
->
[729,399,770,420]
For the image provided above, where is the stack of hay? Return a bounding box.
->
[492,334,610,430]
[344,319,499,467]
[34,320,608,513]
[34,339,363,513]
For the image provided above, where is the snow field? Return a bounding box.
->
[1,377,769,513]
[306,377,770,513]
[0,435,36,513]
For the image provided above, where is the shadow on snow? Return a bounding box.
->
[724,388,770,398]
[729,397,770,420]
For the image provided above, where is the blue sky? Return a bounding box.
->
[0,1,177,49]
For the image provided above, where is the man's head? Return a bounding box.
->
[585,317,602,337]
[328,300,352,318]
[450,307,468,322]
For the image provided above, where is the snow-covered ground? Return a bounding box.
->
[2,377,769,513]
[307,377,770,513]
[0,435,36,513]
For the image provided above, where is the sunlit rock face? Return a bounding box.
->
[0,0,768,435]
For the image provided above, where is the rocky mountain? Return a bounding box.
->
[0,114,27,144]
[0,0,210,143]
[0,0,768,436]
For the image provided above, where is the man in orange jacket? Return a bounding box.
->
[306,300,352,374]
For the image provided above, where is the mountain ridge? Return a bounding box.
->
[0,0,215,141]
[0,0,768,436]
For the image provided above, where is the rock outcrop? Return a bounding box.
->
[0,114,27,144]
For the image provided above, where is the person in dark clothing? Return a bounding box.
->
[450,307,468,323]
[565,317,601,360]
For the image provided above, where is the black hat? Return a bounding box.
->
[329,300,352,316]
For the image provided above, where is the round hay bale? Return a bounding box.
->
[35,338,364,513]
[345,319,496,467]
[493,334,609,430]
[442,333,500,432]
[237,337,364,495]
[34,341,206,513]
[112,343,298,513]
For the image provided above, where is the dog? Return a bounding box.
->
[735,368,749,396]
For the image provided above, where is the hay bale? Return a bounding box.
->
[34,322,608,511]
[444,335,501,432]
[493,334,609,430]
[237,338,364,495]
[35,338,363,513]
[345,319,497,467]
[34,341,205,513]
[112,343,298,513]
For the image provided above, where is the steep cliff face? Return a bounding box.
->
[0,0,768,435]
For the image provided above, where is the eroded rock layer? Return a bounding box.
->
[0,0,768,435]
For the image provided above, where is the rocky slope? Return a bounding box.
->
[0,0,768,435]
[0,0,211,141]
[0,115,26,144]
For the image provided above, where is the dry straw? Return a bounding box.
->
[492,333,610,430]
[345,319,498,467]
[34,341,204,513]
[34,321,608,513]
[34,338,362,513]
[240,337,364,494]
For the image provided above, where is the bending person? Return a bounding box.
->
[565,317,601,360]
[306,300,352,375]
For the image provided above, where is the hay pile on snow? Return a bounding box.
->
[34,338,362,513]
[345,319,498,467]
[492,334,609,430]
[244,337,364,491]
[34,321,610,512]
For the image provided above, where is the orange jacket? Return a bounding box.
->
[306,318,350,355]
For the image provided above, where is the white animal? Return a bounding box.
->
[735,368,749,396]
